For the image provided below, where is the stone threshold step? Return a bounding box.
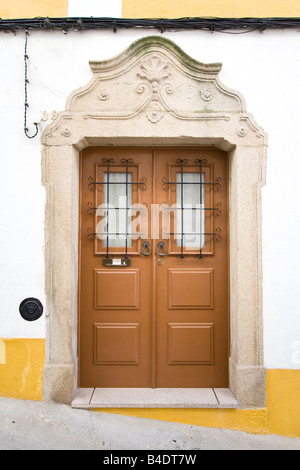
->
[72,388,239,409]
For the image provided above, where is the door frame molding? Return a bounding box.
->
[41,36,267,407]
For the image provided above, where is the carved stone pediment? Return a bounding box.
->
[70,39,242,121]
[43,36,265,146]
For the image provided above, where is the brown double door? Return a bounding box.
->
[79,147,228,388]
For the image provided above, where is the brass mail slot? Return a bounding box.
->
[102,258,131,267]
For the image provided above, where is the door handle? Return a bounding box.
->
[141,240,152,256]
[157,241,167,256]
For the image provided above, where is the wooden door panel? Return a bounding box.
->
[94,269,140,309]
[168,268,214,309]
[79,147,228,389]
[154,148,228,388]
[79,147,153,388]
[168,323,214,365]
[93,323,140,365]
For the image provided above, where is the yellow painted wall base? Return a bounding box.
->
[0,338,44,401]
[97,369,300,438]
[266,369,300,438]
[98,407,269,435]
[0,339,299,438]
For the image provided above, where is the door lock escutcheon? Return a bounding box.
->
[157,241,167,256]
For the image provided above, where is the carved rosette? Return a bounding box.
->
[201,89,214,101]
[146,102,164,124]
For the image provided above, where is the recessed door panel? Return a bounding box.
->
[93,323,140,365]
[94,269,140,309]
[168,268,214,309]
[168,323,214,365]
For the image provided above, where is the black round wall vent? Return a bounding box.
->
[19,298,43,321]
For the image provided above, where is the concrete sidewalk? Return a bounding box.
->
[0,396,299,450]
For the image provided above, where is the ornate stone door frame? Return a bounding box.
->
[42,36,267,407]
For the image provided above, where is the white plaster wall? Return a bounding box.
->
[0,28,299,369]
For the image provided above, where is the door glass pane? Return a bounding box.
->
[176,172,205,248]
[103,172,132,247]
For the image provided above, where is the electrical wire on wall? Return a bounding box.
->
[1,16,300,33]
[24,29,39,139]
